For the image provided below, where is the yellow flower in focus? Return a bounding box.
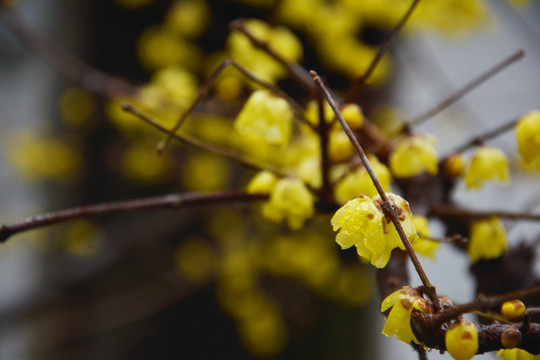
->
[464,146,510,190]
[445,321,479,360]
[262,177,315,230]
[334,156,392,202]
[247,170,279,194]
[235,90,293,147]
[331,193,417,268]
[389,135,438,178]
[468,216,507,262]
[498,349,539,360]
[515,110,540,168]
[412,215,439,260]
[381,287,430,344]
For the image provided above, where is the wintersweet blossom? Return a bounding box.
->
[389,135,438,178]
[515,110,540,167]
[331,193,417,268]
[234,90,294,147]
[498,348,540,360]
[464,146,510,190]
[380,286,430,344]
[468,216,507,262]
[262,177,314,230]
[445,321,479,360]
[334,156,392,202]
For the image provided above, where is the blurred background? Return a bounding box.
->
[0,0,539,359]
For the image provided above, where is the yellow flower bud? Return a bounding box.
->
[328,129,355,162]
[235,90,294,147]
[464,146,510,190]
[389,135,438,178]
[501,300,526,322]
[515,110,540,168]
[468,216,507,262]
[304,100,334,126]
[341,103,364,129]
[445,321,478,360]
[445,153,466,178]
[501,328,522,349]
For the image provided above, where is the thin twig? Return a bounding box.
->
[347,0,422,100]
[0,192,268,242]
[408,49,525,127]
[311,70,440,310]
[451,113,522,155]
[122,103,286,176]
[430,204,540,222]
[0,8,138,98]
[157,57,311,153]
[228,19,314,93]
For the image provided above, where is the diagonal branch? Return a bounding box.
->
[311,70,440,310]
[0,191,268,243]
[407,49,525,127]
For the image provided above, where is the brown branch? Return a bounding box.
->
[0,8,138,98]
[228,18,314,93]
[122,103,287,176]
[408,49,525,127]
[0,191,268,243]
[430,204,540,222]
[311,70,440,310]
[347,0,421,100]
[450,113,522,155]
[156,57,311,153]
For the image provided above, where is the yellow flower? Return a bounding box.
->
[235,90,294,147]
[515,110,540,167]
[334,155,392,202]
[412,215,439,260]
[381,287,430,344]
[501,300,526,322]
[389,135,438,178]
[498,349,540,360]
[445,321,478,360]
[328,129,355,162]
[304,99,334,126]
[331,193,417,268]
[444,153,466,178]
[247,170,279,194]
[262,177,315,230]
[464,146,510,190]
[341,103,364,130]
[468,216,507,262]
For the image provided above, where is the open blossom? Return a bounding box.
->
[468,216,507,262]
[261,177,315,230]
[380,286,431,344]
[389,135,438,178]
[234,90,294,147]
[464,146,510,190]
[331,193,418,268]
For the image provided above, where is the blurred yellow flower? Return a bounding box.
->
[515,110,540,168]
[468,216,507,262]
[498,348,540,360]
[247,170,279,194]
[235,90,294,147]
[412,215,439,260]
[464,146,510,190]
[389,135,438,178]
[262,177,315,230]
